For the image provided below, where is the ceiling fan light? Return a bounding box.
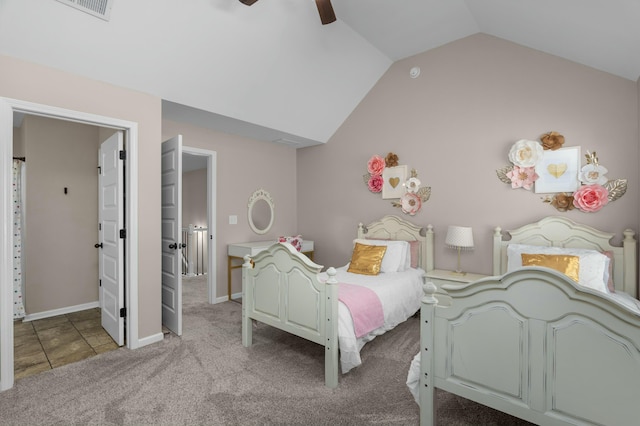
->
[239,0,259,5]
[315,0,336,25]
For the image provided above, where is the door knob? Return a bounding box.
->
[94,243,103,249]
[168,243,178,249]
[180,243,187,248]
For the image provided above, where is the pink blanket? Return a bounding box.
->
[338,283,384,338]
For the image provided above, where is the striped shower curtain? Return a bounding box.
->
[13,159,25,319]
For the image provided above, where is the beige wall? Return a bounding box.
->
[3,32,640,338]
[182,168,207,228]
[162,120,298,298]
[20,115,99,314]
[1,54,162,340]
[297,34,640,277]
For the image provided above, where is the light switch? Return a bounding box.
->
[229,215,238,225]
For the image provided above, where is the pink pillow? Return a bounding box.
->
[365,237,420,269]
[408,240,420,269]
[602,250,615,293]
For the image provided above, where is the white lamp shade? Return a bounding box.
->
[445,226,474,249]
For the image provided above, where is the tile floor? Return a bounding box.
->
[13,308,119,380]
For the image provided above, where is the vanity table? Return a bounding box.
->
[227,240,315,300]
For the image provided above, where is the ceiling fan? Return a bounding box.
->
[239,0,337,25]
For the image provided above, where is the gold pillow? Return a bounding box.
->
[347,243,387,275]
[521,253,580,282]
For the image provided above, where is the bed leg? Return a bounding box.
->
[241,308,252,347]
[325,344,338,388]
[420,281,438,426]
[325,267,339,388]
[241,255,253,347]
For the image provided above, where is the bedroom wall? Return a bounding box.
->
[162,120,298,299]
[297,34,640,276]
[21,115,99,314]
[182,168,207,229]
[1,54,163,341]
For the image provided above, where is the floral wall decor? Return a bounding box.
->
[363,152,431,215]
[496,132,627,213]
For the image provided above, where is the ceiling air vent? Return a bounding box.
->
[55,0,113,21]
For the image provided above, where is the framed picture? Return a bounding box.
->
[535,146,581,193]
[382,165,408,199]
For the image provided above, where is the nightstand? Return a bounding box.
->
[425,269,488,289]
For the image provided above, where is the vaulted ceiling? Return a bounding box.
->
[1,0,638,147]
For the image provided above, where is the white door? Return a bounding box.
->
[161,135,183,335]
[98,132,125,346]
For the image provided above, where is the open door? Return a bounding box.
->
[98,131,125,346]
[161,135,183,335]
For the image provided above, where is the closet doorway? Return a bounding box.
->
[0,98,140,392]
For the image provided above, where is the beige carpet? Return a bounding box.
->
[0,275,532,425]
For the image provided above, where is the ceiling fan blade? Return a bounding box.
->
[239,0,259,5]
[315,0,336,25]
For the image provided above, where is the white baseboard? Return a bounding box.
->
[137,332,164,348]
[214,292,241,304]
[23,301,100,322]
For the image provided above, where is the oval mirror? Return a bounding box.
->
[247,189,274,235]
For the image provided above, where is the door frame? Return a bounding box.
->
[0,97,139,391]
[182,146,217,304]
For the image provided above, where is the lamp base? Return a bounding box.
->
[450,270,467,276]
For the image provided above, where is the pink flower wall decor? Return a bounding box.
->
[573,184,609,213]
[400,192,422,215]
[368,174,383,193]
[367,155,385,176]
[363,152,431,215]
[497,133,627,213]
[506,166,538,190]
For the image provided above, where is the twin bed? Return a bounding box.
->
[414,216,640,425]
[241,215,433,388]
[241,214,640,425]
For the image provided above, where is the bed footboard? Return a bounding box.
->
[241,242,339,388]
[420,269,640,426]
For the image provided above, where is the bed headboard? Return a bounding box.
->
[493,216,637,298]
[357,215,434,273]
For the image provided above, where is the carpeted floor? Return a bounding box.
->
[0,276,533,425]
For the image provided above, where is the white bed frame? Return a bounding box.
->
[419,216,639,425]
[242,215,434,388]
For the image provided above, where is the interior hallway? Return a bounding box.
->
[13,308,118,380]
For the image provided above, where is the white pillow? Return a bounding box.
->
[507,244,610,294]
[353,239,409,273]
[403,242,412,271]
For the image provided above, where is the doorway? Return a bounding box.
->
[182,146,216,306]
[161,137,216,337]
[0,97,140,392]
[10,116,122,378]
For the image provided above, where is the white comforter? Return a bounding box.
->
[326,266,425,374]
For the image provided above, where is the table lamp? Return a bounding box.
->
[445,225,474,275]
